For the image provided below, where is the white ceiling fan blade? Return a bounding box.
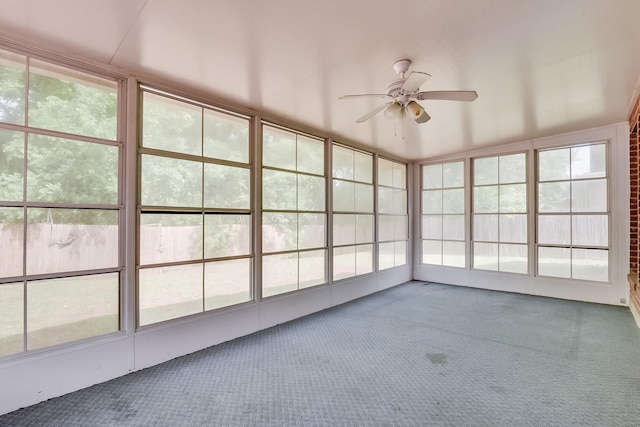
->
[416,90,478,101]
[402,71,431,92]
[339,94,391,100]
[355,102,392,123]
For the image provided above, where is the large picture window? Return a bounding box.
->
[261,125,326,297]
[422,161,465,267]
[536,143,609,281]
[472,153,528,274]
[332,144,374,280]
[138,89,252,326]
[378,158,408,270]
[0,49,121,356]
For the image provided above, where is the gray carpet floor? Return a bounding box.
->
[2,281,640,426]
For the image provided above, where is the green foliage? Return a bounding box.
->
[28,73,117,140]
[1,62,121,225]
[0,61,25,124]
[0,129,24,205]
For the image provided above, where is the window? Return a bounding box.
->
[138,89,252,326]
[332,144,374,280]
[0,49,121,356]
[261,125,326,297]
[472,153,528,274]
[422,161,465,267]
[537,143,609,281]
[378,158,408,270]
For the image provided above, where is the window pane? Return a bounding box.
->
[0,283,23,357]
[378,158,393,187]
[333,246,355,280]
[0,129,24,201]
[29,60,117,140]
[298,213,325,249]
[139,264,203,326]
[538,247,571,278]
[332,145,353,180]
[422,240,442,265]
[263,126,296,170]
[499,214,527,243]
[27,273,119,349]
[262,169,296,210]
[141,155,202,207]
[499,153,525,184]
[204,164,250,209]
[355,214,374,244]
[139,213,202,265]
[474,214,498,242]
[26,208,118,275]
[378,242,395,270]
[205,214,251,258]
[0,50,26,125]
[204,259,251,310]
[378,187,394,214]
[499,244,527,274]
[28,134,118,204]
[263,253,298,297]
[354,152,372,183]
[333,180,354,212]
[298,174,325,211]
[394,215,408,240]
[356,244,374,275]
[423,164,442,189]
[442,215,465,241]
[538,215,570,245]
[0,207,23,277]
[499,184,526,213]
[538,182,570,213]
[572,215,608,247]
[354,183,373,212]
[572,249,608,282]
[422,215,442,239]
[142,92,202,155]
[299,249,325,288]
[333,214,355,246]
[474,157,498,185]
[571,180,607,212]
[393,190,407,214]
[443,188,464,214]
[203,109,249,163]
[474,242,498,271]
[262,212,297,253]
[392,163,406,189]
[297,136,324,175]
[443,241,465,268]
[571,144,606,179]
[443,162,464,188]
[422,190,442,214]
[474,186,498,213]
[379,215,394,241]
[394,241,407,266]
[539,148,570,181]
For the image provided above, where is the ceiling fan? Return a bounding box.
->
[339,59,478,124]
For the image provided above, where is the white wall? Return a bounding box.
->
[413,122,630,306]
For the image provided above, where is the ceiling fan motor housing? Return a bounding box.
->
[385,79,410,105]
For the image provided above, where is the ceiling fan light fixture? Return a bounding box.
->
[414,109,431,123]
[406,101,423,118]
[384,102,402,119]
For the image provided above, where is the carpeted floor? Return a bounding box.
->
[2,281,640,426]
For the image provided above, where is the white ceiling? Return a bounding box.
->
[0,0,639,160]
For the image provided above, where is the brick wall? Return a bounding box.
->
[629,95,640,312]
